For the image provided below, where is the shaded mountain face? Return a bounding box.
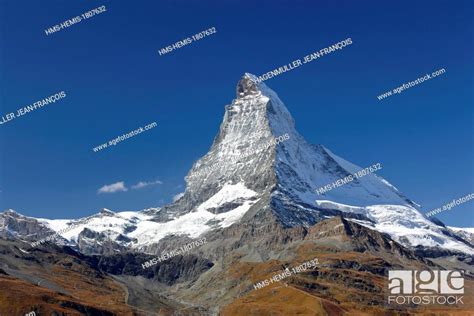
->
[0,210,56,240]
[0,239,198,315]
[0,74,472,258]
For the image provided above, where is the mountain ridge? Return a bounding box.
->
[1,73,472,257]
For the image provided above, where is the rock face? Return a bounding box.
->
[77,228,131,256]
[0,210,56,241]
[304,216,421,260]
[89,252,214,286]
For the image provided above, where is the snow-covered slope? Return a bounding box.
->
[448,226,474,244]
[312,201,474,255]
[31,182,259,252]
[449,227,474,234]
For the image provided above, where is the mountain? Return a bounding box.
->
[1,73,471,256]
[0,74,473,315]
[448,226,474,244]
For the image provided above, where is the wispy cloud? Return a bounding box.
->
[131,180,162,190]
[97,181,128,194]
[172,192,184,202]
[97,179,162,193]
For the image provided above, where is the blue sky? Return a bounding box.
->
[0,0,472,227]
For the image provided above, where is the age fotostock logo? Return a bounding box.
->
[388,270,464,305]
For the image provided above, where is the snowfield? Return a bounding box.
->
[38,182,259,249]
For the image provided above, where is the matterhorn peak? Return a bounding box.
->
[95,73,470,256]
[236,73,263,98]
